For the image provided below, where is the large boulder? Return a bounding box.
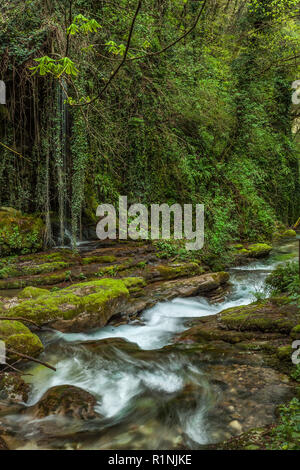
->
[27,385,100,420]
[219,300,299,333]
[0,207,44,256]
[0,320,43,359]
[8,278,131,332]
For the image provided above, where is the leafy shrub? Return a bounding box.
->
[268,398,300,450]
[266,262,299,302]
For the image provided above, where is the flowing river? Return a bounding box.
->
[3,239,298,450]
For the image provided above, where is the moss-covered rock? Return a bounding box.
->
[220,301,298,333]
[122,277,147,289]
[247,243,272,258]
[82,255,117,265]
[0,261,69,279]
[291,325,300,340]
[18,286,49,299]
[0,320,43,359]
[0,372,30,403]
[276,345,293,361]
[7,278,130,332]
[0,436,8,450]
[0,271,69,290]
[0,207,44,256]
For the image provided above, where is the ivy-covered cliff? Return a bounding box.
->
[0,0,299,256]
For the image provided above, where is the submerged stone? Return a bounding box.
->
[27,385,100,420]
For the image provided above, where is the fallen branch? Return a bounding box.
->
[5,348,56,372]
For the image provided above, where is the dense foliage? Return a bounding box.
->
[266,261,300,302]
[0,0,299,255]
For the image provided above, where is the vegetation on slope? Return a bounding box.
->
[0,0,299,258]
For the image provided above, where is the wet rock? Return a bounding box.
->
[143,262,203,282]
[125,272,230,317]
[219,300,299,333]
[27,385,100,420]
[0,436,8,450]
[0,372,30,403]
[6,279,131,332]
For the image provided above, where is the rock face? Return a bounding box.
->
[0,207,44,257]
[0,320,43,359]
[28,385,100,420]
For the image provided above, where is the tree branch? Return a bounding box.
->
[5,348,56,371]
[74,0,142,107]
[130,0,207,61]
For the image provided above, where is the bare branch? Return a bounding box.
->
[6,348,56,372]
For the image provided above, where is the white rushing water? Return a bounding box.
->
[21,239,298,447]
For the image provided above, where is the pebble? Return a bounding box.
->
[229,420,242,433]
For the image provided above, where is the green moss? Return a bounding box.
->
[156,262,202,280]
[0,271,69,290]
[276,345,292,360]
[18,286,49,299]
[291,325,300,340]
[0,319,43,359]
[122,277,147,289]
[280,230,297,238]
[247,243,272,258]
[220,303,295,333]
[0,261,69,279]
[7,278,130,325]
[237,248,250,254]
[5,333,43,358]
[136,261,147,268]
